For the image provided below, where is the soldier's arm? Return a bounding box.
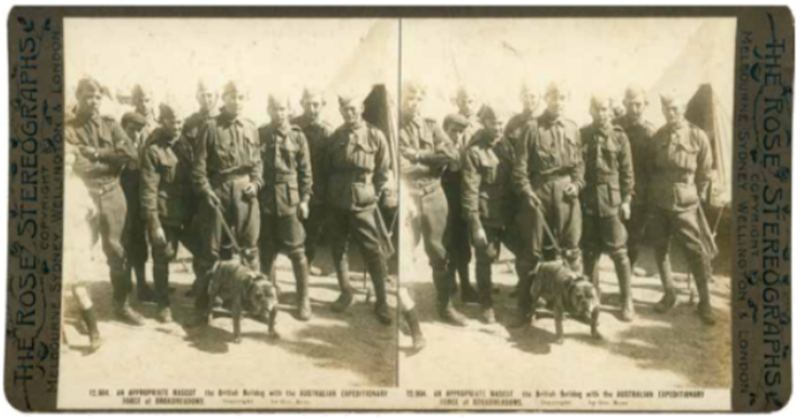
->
[66,127,109,179]
[619,133,634,203]
[372,129,391,196]
[419,123,459,167]
[398,128,431,178]
[460,148,483,234]
[695,129,713,202]
[98,121,138,166]
[139,147,162,234]
[249,126,264,190]
[511,126,537,199]
[296,132,313,203]
[192,122,214,197]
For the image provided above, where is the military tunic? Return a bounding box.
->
[66,113,138,305]
[461,130,525,308]
[140,127,196,307]
[258,123,312,269]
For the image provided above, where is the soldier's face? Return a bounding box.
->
[197,91,218,111]
[483,115,507,139]
[546,92,568,117]
[136,95,154,114]
[78,90,103,116]
[340,103,364,126]
[123,123,145,142]
[162,115,184,136]
[402,90,425,117]
[302,97,324,120]
[661,100,684,125]
[445,125,467,144]
[456,94,477,117]
[223,92,245,115]
[591,102,614,128]
[269,104,290,127]
[521,92,540,112]
[625,95,647,120]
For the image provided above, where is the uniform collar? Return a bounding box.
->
[594,122,614,138]
[218,110,242,126]
[272,122,291,136]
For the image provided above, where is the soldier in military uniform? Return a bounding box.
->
[140,103,195,323]
[120,111,154,303]
[259,93,314,321]
[461,105,524,324]
[320,92,393,325]
[644,92,716,325]
[580,95,636,322]
[614,86,656,273]
[66,77,144,325]
[131,84,158,139]
[505,81,541,140]
[511,81,584,327]
[441,113,478,303]
[189,80,263,325]
[399,80,467,326]
[291,87,334,276]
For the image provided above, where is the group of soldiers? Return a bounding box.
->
[65,77,401,335]
[400,79,717,331]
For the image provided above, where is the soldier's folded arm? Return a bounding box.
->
[619,132,635,203]
[695,128,713,203]
[460,149,483,236]
[139,147,162,236]
[398,131,431,177]
[97,120,138,165]
[297,131,313,202]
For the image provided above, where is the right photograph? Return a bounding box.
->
[398,17,735,410]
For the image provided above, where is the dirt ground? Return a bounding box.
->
[399,247,732,391]
[60,247,398,392]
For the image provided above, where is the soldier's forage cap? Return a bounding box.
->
[268,92,294,110]
[131,84,153,101]
[222,80,247,97]
[623,85,649,102]
[75,77,103,97]
[443,114,470,130]
[477,103,513,121]
[402,80,427,98]
[590,93,615,110]
[659,91,685,107]
[337,89,366,107]
[301,87,326,103]
[158,102,185,121]
[545,81,570,98]
[121,111,148,128]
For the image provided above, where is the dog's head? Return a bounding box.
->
[566,274,600,323]
[246,273,278,318]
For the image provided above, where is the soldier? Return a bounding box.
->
[451,86,482,141]
[321,91,393,325]
[399,80,467,326]
[440,113,478,303]
[461,105,525,324]
[259,93,313,321]
[580,94,635,322]
[181,79,219,297]
[189,80,263,326]
[614,86,657,273]
[511,81,584,327]
[131,84,158,139]
[140,103,195,323]
[120,112,154,302]
[644,92,716,325]
[291,87,335,276]
[65,77,143,325]
[505,81,541,140]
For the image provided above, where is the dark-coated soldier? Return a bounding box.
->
[140,103,196,323]
[645,92,716,325]
[291,87,335,276]
[441,112,478,303]
[399,80,467,326]
[505,81,541,140]
[321,91,393,325]
[613,86,657,273]
[511,81,585,328]
[259,93,314,321]
[65,77,144,325]
[580,94,635,322]
[461,105,525,324]
[188,80,263,326]
[120,111,154,303]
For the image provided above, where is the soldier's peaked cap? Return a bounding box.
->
[223,80,246,96]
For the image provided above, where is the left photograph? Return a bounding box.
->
[59,17,400,409]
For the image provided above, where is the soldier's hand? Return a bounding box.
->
[298,202,310,220]
[242,182,258,199]
[206,191,222,208]
[620,202,631,220]
[151,227,167,248]
[472,227,488,249]
[564,183,579,199]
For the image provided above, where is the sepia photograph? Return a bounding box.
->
[398,17,735,410]
[58,17,400,409]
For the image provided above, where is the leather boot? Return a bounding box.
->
[367,257,392,325]
[435,270,468,327]
[134,263,155,302]
[476,259,495,324]
[584,251,601,296]
[292,254,312,321]
[457,261,479,303]
[509,263,536,328]
[331,255,354,313]
[403,308,426,351]
[113,300,145,326]
[613,251,635,322]
[692,256,716,325]
[654,252,677,313]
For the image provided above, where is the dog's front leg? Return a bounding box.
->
[554,297,564,345]
[268,307,280,340]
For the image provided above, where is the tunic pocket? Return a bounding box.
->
[351,183,377,207]
[673,183,699,207]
